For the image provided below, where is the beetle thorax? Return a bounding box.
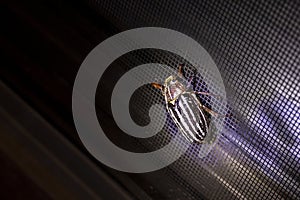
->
[164,76,185,102]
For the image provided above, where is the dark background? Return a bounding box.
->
[1,0,136,199]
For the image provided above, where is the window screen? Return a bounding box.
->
[91,1,299,199]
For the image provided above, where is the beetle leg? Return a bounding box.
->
[178,64,184,78]
[191,91,231,118]
[200,105,230,118]
[186,68,198,89]
[201,106,220,117]
[192,91,222,100]
[186,76,194,88]
[152,83,165,96]
[151,82,163,90]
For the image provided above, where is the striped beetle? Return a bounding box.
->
[151,65,224,144]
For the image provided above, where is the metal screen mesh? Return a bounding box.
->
[92,1,300,199]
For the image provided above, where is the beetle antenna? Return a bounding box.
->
[178,63,184,77]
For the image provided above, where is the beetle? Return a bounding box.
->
[151,64,224,144]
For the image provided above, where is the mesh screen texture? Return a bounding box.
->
[92,1,300,199]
